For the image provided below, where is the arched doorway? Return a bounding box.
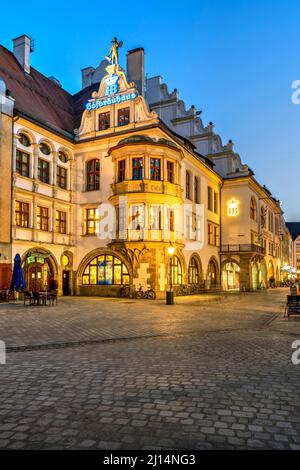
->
[222,261,240,290]
[260,260,267,288]
[188,255,202,284]
[268,261,275,286]
[251,263,259,290]
[207,258,218,288]
[23,249,57,292]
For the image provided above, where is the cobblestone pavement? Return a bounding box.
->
[0,289,300,450]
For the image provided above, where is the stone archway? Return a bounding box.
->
[222,260,240,290]
[251,262,259,290]
[188,254,203,285]
[260,259,267,288]
[22,248,58,292]
[207,257,219,288]
[268,260,275,286]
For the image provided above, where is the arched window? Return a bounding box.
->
[207,259,218,286]
[40,142,51,155]
[188,256,201,284]
[58,151,69,163]
[250,197,257,221]
[82,254,129,285]
[86,159,100,191]
[19,133,31,147]
[171,256,182,285]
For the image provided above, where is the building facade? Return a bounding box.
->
[0,35,292,296]
[286,223,300,281]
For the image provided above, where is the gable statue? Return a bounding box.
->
[105,37,123,66]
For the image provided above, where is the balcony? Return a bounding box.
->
[220,244,266,255]
[111,179,182,198]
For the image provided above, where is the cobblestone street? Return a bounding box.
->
[0,288,300,450]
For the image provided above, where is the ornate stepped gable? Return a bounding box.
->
[77,63,158,138]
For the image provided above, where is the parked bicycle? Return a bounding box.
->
[176,284,189,296]
[119,284,131,298]
[134,285,156,300]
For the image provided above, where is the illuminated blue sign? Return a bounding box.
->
[86,92,137,111]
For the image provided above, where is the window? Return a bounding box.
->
[99,111,110,130]
[16,150,30,177]
[194,177,200,203]
[40,142,51,155]
[38,159,50,184]
[150,206,162,230]
[250,197,257,221]
[37,206,49,231]
[213,191,219,214]
[118,107,130,126]
[15,201,29,228]
[86,159,100,191]
[132,157,143,180]
[116,206,126,233]
[186,171,191,199]
[170,256,182,285]
[261,206,266,227]
[118,159,126,182]
[208,223,219,246]
[19,133,30,147]
[57,166,67,189]
[58,151,69,163]
[150,158,161,181]
[167,161,174,183]
[168,208,174,232]
[208,186,218,213]
[82,254,129,285]
[208,186,213,211]
[268,211,274,232]
[85,208,99,235]
[188,257,200,284]
[55,210,67,234]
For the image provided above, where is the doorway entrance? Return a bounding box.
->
[62,271,71,295]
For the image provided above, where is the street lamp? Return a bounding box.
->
[166,242,175,305]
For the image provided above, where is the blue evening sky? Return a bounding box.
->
[1,0,299,220]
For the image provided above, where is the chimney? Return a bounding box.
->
[81,66,95,89]
[126,47,145,95]
[13,35,32,74]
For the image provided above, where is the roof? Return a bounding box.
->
[0,45,80,137]
[286,222,300,240]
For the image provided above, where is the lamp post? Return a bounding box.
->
[166,242,175,305]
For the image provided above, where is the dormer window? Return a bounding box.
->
[19,133,30,147]
[118,107,130,127]
[40,142,51,155]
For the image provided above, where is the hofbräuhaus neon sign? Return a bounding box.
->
[86,92,137,110]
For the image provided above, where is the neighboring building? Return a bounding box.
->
[0,35,291,295]
[286,223,300,281]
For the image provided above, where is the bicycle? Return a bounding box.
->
[119,284,131,298]
[134,285,156,300]
[176,284,189,296]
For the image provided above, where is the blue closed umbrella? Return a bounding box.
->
[11,254,26,291]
